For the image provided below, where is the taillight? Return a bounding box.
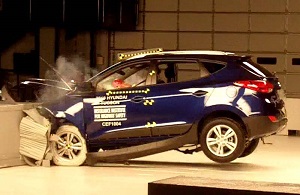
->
[234,80,274,93]
[268,115,278,122]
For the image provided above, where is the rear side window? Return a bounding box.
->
[157,61,210,83]
[176,62,209,82]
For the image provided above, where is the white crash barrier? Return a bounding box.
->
[19,108,52,166]
[0,102,39,168]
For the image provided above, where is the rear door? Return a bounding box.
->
[148,59,215,136]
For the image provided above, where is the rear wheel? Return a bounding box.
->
[239,138,260,158]
[50,125,87,166]
[200,118,245,163]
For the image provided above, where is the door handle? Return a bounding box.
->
[192,90,208,97]
[131,96,145,103]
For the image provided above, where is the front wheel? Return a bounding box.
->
[50,125,87,166]
[200,118,246,163]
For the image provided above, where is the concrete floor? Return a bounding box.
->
[0,135,300,195]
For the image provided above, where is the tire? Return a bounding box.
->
[50,125,87,166]
[200,118,246,163]
[239,138,259,158]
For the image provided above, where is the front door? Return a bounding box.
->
[84,62,157,144]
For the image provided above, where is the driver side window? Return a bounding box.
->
[96,63,151,92]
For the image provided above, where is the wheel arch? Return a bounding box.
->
[37,106,86,137]
[197,108,248,139]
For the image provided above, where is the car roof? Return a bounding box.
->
[125,50,246,61]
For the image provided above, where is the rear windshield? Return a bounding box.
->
[240,58,274,77]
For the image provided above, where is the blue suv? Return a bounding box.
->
[28,49,287,166]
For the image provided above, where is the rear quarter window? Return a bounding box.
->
[202,62,226,74]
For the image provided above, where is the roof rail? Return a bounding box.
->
[117,48,163,61]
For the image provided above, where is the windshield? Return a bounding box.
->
[87,61,122,82]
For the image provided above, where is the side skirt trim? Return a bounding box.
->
[85,123,198,165]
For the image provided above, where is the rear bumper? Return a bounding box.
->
[243,115,288,140]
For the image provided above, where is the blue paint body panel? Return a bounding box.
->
[41,52,287,152]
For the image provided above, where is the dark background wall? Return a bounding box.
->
[1,0,300,133]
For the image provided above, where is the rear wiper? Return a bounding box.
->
[39,56,73,91]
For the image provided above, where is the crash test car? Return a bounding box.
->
[24,48,287,166]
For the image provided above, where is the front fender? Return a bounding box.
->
[40,96,86,135]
